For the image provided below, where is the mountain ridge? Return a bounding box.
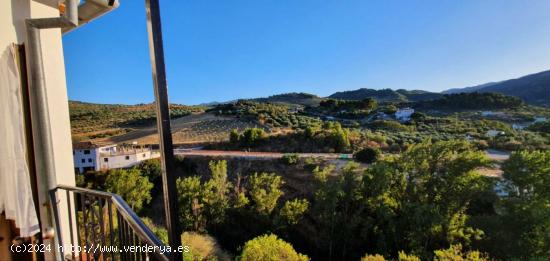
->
[442,69,550,106]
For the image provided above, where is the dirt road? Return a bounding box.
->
[174,149,353,160]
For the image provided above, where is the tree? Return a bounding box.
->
[232,174,249,209]
[239,234,309,261]
[248,173,284,215]
[230,129,240,144]
[433,244,488,261]
[493,150,550,260]
[105,168,153,212]
[241,128,267,147]
[204,160,230,224]
[279,199,309,225]
[324,122,350,152]
[176,176,205,231]
[137,159,161,182]
[362,140,491,257]
[354,147,381,164]
[310,140,493,260]
[410,112,427,121]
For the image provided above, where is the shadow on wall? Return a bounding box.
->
[11,0,29,43]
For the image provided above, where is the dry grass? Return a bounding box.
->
[182,232,231,261]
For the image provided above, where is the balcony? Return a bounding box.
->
[49,186,169,261]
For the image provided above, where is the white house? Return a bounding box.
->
[395,108,415,122]
[73,142,159,173]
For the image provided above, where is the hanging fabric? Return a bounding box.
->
[0,45,40,237]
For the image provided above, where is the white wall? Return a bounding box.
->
[2,1,76,259]
[98,150,158,170]
[73,148,98,173]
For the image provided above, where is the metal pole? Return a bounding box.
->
[144,1,181,260]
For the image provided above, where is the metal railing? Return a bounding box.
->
[50,185,170,261]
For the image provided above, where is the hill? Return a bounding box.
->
[328,88,442,102]
[443,70,550,107]
[252,92,323,106]
[69,101,204,140]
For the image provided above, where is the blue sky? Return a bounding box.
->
[63,0,550,105]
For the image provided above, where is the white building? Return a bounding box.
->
[395,108,415,122]
[73,142,159,173]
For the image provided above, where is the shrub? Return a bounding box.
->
[142,218,168,245]
[239,234,309,261]
[354,147,381,164]
[281,154,299,165]
[360,254,386,261]
[434,244,489,261]
[279,199,309,225]
[182,232,231,261]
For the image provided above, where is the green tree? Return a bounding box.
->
[433,244,488,261]
[354,147,381,164]
[241,128,267,147]
[493,150,550,260]
[230,129,240,144]
[362,140,491,257]
[105,168,153,212]
[311,140,493,260]
[239,234,309,261]
[176,176,205,231]
[279,199,309,225]
[137,159,161,182]
[204,160,230,224]
[324,122,350,152]
[232,174,249,209]
[248,173,284,215]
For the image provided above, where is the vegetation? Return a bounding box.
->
[317,98,378,118]
[239,234,309,261]
[248,173,284,216]
[444,69,550,107]
[281,154,299,165]
[104,168,153,212]
[211,100,321,128]
[528,121,550,134]
[474,150,550,260]
[182,232,231,261]
[353,147,380,164]
[70,87,550,260]
[69,101,204,140]
[415,92,524,110]
[329,88,442,103]
[253,92,324,107]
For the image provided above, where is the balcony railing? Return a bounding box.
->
[49,185,169,261]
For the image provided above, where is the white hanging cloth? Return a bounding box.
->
[0,45,40,237]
